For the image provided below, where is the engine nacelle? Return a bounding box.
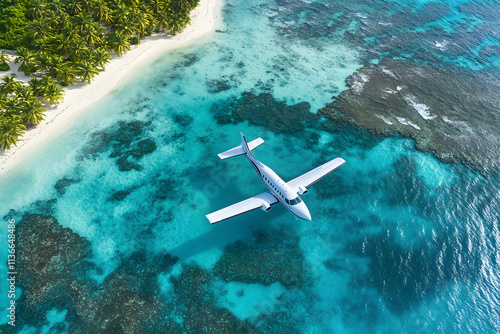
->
[261,202,272,212]
[298,185,308,195]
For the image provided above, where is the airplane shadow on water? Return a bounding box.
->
[167,132,336,260]
[167,206,289,261]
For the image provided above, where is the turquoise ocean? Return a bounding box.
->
[1,0,500,332]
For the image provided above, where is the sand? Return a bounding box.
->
[0,0,223,176]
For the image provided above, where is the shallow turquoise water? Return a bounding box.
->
[1,0,500,332]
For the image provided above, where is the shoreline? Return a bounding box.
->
[0,0,223,176]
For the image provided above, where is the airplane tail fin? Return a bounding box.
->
[218,132,264,160]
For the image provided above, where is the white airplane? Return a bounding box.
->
[206,133,345,224]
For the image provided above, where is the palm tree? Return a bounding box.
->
[48,55,66,78]
[73,11,92,34]
[110,32,130,56]
[3,98,21,115]
[28,77,43,96]
[27,0,46,20]
[34,51,51,73]
[155,11,169,33]
[53,34,72,56]
[69,39,88,62]
[188,0,200,9]
[1,74,21,94]
[92,48,112,70]
[0,51,11,64]
[83,21,104,46]
[15,85,35,101]
[167,12,189,35]
[0,117,26,151]
[47,0,65,14]
[61,22,80,42]
[57,11,71,29]
[132,11,151,38]
[112,2,130,21]
[114,20,136,38]
[43,84,65,105]
[100,7,114,26]
[44,9,60,29]
[21,98,45,125]
[67,0,83,15]
[172,0,192,14]
[76,61,100,84]
[15,47,36,74]
[93,0,110,22]
[30,19,51,41]
[81,0,95,13]
[149,0,164,14]
[38,75,56,95]
[57,64,78,85]
[0,95,6,108]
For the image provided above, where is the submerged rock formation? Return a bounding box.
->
[214,229,309,288]
[1,214,176,332]
[0,214,261,333]
[171,265,259,333]
[80,120,157,172]
[321,59,500,174]
[211,92,319,134]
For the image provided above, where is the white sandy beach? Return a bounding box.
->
[0,0,223,176]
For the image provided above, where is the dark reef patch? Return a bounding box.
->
[12,214,95,330]
[211,92,318,134]
[206,78,232,93]
[171,265,259,333]
[79,121,157,172]
[5,214,181,333]
[109,189,132,201]
[270,0,499,68]
[54,178,79,195]
[2,214,259,333]
[80,121,150,157]
[213,229,308,288]
[320,58,500,174]
[172,113,194,127]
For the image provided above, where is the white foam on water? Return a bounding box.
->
[352,72,370,95]
[442,116,472,132]
[404,94,437,120]
[396,116,421,130]
[434,40,448,50]
[381,67,397,78]
[375,114,393,125]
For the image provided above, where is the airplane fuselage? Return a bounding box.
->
[206,132,345,224]
[244,153,312,221]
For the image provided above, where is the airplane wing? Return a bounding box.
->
[206,192,278,224]
[287,157,345,192]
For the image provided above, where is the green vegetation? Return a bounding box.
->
[0,0,199,150]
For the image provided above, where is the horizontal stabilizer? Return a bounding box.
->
[218,138,264,159]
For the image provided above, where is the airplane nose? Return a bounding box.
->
[300,205,311,221]
[304,211,311,221]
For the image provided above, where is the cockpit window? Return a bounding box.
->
[289,196,302,205]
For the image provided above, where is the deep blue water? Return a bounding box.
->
[0,0,499,332]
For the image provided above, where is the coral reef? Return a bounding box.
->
[214,229,308,288]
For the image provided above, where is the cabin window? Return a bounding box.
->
[289,196,303,205]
